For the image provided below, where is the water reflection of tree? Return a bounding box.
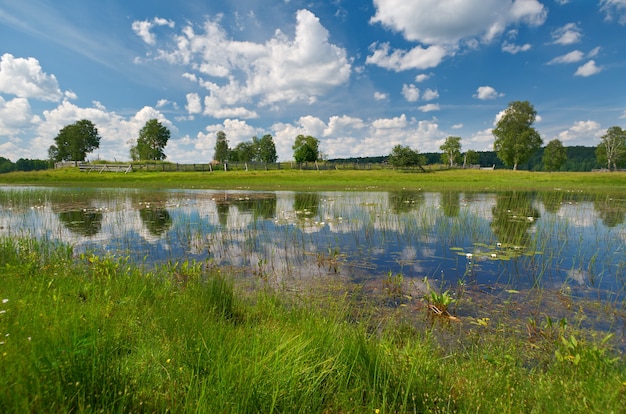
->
[440,191,460,217]
[388,191,424,213]
[537,191,565,214]
[213,194,277,225]
[294,193,320,220]
[57,209,103,236]
[491,192,540,250]
[594,196,626,227]
[139,208,172,236]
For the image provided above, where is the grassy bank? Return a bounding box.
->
[1,237,624,413]
[1,167,626,192]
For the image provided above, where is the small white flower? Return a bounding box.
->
[1,299,7,304]
[466,253,473,259]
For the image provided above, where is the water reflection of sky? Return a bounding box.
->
[1,187,625,302]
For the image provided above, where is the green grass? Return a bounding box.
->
[2,167,626,192]
[1,237,624,413]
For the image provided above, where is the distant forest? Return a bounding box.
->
[330,146,603,172]
[0,157,49,173]
[0,146,605,173]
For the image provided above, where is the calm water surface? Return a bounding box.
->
[1,186,625,312]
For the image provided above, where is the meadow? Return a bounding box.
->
[1,168,625,412]
[2,166,626,192]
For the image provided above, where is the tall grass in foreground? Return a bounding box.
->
[0,237,624,413]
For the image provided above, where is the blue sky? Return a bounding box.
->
[1,0,625,163]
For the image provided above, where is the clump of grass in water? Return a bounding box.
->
[422,277,457,319]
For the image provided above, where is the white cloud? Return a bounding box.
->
[401,84,420,102]
[0,96,38,135]
[366,42,448,71]
[370,0,546,45]
[374,91,388,100]
[185,93,202,115]
[419,103,440,112]
[502,41,532,54]
[142,9,350,116]
[551,23,582,45]
[574,60,603,76]
[451,123,463,129]
[474,86,504,100]
[548,50,585,64]
[422,88,439,101]
[415,73,432,82]
[0,54,63,101]
[620,109,626,119]
[556,120,603,143]
[132,17,175,45]
[600,0,626,24]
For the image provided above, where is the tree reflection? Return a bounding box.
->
[57,209,103,236]
[388,191,424,213]
[594,196,626,227]
[139,207,172,236]
[294,193,320,220]
[440,191,460,217]
[491,192,540,252]
[537,191,565,214]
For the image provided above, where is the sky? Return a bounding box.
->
[1,0,626,163]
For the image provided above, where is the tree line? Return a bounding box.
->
[2,100,625,173]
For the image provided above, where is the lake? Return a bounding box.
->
[1,186,625,339]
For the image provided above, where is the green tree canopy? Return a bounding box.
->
[292,135,319,163]
[463,149,479,167]
[230,141,256,163]
[130,119,170,161]
[492,101,543,170]
[214,131,230,163]
[258,134,278,163]
[543,139,567,172]
[440,136,462,167]
[596,126,626,171]
[49,119,101,162]
[387,145,426,171]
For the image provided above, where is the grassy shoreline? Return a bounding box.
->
[2,167,626,192]
[1,237,624,412]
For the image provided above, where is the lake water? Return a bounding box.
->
[1,186,625,332]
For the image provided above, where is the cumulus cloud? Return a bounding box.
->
[415,73,432,82]
[502,41,532,54]
[556,120,603,143]
[419,103,440,112]
[551,23,582,45]
[373,91,388,100]
[370,0,546,45]
[474,86,504,100]
[366,42,447,71]
[132,17,175,45]
[548,50,585,64]
[140,9,351,117]
[401,84,420,102]
[0,96,38,135]
[185,93,202,115]
[0,54,63,101]
[422,88,439,101]
[574,60,603,76]
[600,0,626,24]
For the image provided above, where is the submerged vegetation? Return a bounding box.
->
[0,237,625,412]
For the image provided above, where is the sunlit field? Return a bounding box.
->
[1,169,625,412]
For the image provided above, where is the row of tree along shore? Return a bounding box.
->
[3,101,626,174]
